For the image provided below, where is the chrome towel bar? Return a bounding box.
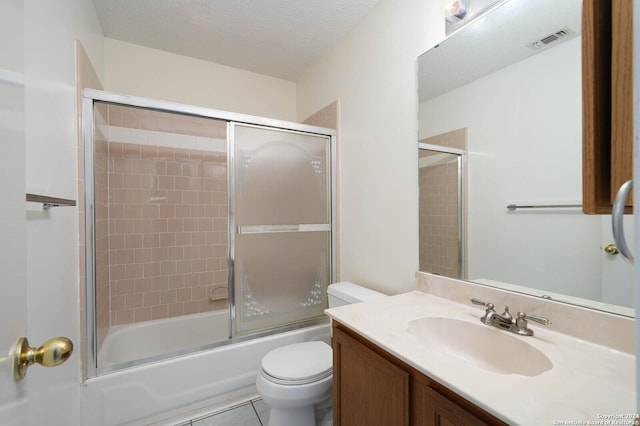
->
[506,203,581,211]
[26,193,76,210]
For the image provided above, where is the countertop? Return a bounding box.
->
[325,290,636,426]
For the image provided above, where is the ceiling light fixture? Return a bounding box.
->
[445,0,469,23]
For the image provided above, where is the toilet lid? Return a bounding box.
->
[261,341,332,385]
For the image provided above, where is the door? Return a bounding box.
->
[231,123,332,335]
[0,0,28,424]
[582,0,634,214]
[1,1,77,424]
[600,216,635,307]
[633,0,640,412]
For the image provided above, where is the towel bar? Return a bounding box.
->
[26,193,76,210]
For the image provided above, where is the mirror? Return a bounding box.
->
[417,0,635,317]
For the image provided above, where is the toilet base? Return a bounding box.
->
[266,399,333,426]
[314,395,333,426]
[257,373,333,426]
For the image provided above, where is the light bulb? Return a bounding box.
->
[445,0,469,22]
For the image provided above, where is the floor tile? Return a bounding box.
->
[192,403,261,426]
[251,399,270,426]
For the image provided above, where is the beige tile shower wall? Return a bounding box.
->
[422,128,466,151]
[107,105,227,140]
[105,106,229,326]
[302,101,338,130]
[419,152,459,278]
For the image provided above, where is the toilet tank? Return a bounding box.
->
[327,282,386,308]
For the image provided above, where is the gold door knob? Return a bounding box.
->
[604,243,619,255]
[13,336,73,381]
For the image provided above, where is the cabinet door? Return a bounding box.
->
[421,386,489,426]
[333,327,410,426]
[610,0,633,206]
[582,0,633,214]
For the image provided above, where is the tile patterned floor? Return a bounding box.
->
[175,398,270,426]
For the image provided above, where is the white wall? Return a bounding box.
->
[104,38,298,122]
[420,37,604,300]
[0,0,27,422]
[24,0,103,424]
[296,0,445,295]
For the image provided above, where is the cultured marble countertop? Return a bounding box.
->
[325,290,636,426]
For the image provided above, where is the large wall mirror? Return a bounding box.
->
[417,0,635,317]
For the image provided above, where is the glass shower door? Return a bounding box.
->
[231,123,332,335]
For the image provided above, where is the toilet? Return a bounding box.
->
[256,282,386,426]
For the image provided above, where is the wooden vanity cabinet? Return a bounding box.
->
[332,322,508,426]
[582,0,633,214]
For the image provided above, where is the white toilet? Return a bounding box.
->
[256,282,386,426]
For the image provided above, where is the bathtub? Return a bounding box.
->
[98,310,231,367]
[82,312,331,426]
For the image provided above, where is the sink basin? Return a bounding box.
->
[407,317,552,376]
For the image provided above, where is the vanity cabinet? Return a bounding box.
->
[332,322,507,426]
[582,0,633,214]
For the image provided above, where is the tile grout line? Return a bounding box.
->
[249,400,264,426]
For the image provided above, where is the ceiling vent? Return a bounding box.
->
[529,27,575,50]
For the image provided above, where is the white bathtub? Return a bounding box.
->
[82,312,331,426]
[98,310,230,366]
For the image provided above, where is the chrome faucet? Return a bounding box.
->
[471,298,512,329]
[470,298,551,336]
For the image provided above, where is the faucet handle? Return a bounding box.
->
[518,312,551,326]
[471,298,493,309]
[512,312,551,336]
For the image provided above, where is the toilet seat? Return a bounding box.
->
[261,341,332,385]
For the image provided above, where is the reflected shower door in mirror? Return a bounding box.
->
[417,0,634,315]
[419,137,466,279]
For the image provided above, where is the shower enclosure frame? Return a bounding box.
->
[82,89,337,378]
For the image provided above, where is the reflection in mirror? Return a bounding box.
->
[444,0,505,35]
[417,0,634,317]
[418,141,465,280]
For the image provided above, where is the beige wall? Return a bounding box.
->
[296,0,444,295]
[102,6,445,296]
[104,38,298,121]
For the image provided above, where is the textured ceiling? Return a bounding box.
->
[419,0,581,101]
[92,0,383,81]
